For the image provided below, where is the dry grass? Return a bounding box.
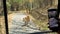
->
[0,16,6,34]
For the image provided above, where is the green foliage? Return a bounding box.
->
[15,0,23,3]
[10,0,23,4]
[6,2,11,10]
[6,0,23,5]
[6,2,11,7]
[6,0,24,10]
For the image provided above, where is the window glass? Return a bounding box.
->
[6,0,58,34]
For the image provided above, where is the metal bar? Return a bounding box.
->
[29,30,56,34]
[3,0,9,34]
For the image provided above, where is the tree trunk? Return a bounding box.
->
[10,5,14,11]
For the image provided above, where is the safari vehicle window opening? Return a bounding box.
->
[3,0,58,34]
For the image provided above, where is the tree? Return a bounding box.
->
[6,0,24,11]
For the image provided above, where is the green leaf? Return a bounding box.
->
[6,2,11,6]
